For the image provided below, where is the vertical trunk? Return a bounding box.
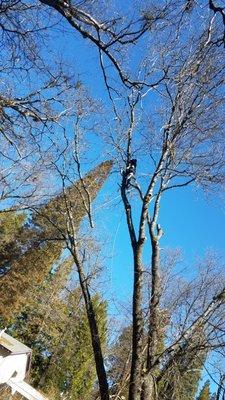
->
[83,291,109,400]
[72,249,109,400]
[121,166,145,400]
[147,238,161,370]
[128,245,144,400]
[141,237,161,400]
[140,374,155,400]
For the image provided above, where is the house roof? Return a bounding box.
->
[0,332,31,355]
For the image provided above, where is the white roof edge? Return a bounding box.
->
[0,332,31,354]
[8,380,48,400]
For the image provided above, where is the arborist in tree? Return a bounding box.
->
[123,159,137,188]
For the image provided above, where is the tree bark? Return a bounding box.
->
[141,237,161,400]
[121,165,145,400]
[128,246,144,400]
[71,246,109,400]
[147,237,161,370]
[140,374,156,400]
[141,187,163,400]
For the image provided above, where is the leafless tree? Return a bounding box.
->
[208,0,225,45]
[0,1,80,209]
[118,29,225,397]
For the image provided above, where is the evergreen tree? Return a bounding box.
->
[0,161,111,398]
[8,257,74,386]
[42,293,107,400]
[0,161,112,325]
[0,211,26,276]
[32,160,113,239]
[7,263,107,400]
[0,240,62,326]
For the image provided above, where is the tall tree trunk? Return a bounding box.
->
[147,237,161,370]
[128,246,144,400]
[121,161,145,400]
[71,246,110,400]
[141,233,161,400]
[141,374,156,400]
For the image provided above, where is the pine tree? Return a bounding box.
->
[8,257,74,385]
[8,264,107,400]
[32,160,113,239]
[0,211,26,276]
[42,293,107,400]
[0,240,63,326]
[0,161,112,325]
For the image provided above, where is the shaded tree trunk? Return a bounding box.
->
[70,245,110,400]
[141,187,163,400]
[128,246,144,400]
[141,238,161,400]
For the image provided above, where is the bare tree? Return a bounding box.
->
[0,1,80,210]
[208,0,225,45]
[39,0,170,92]
[118,29,225,398]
